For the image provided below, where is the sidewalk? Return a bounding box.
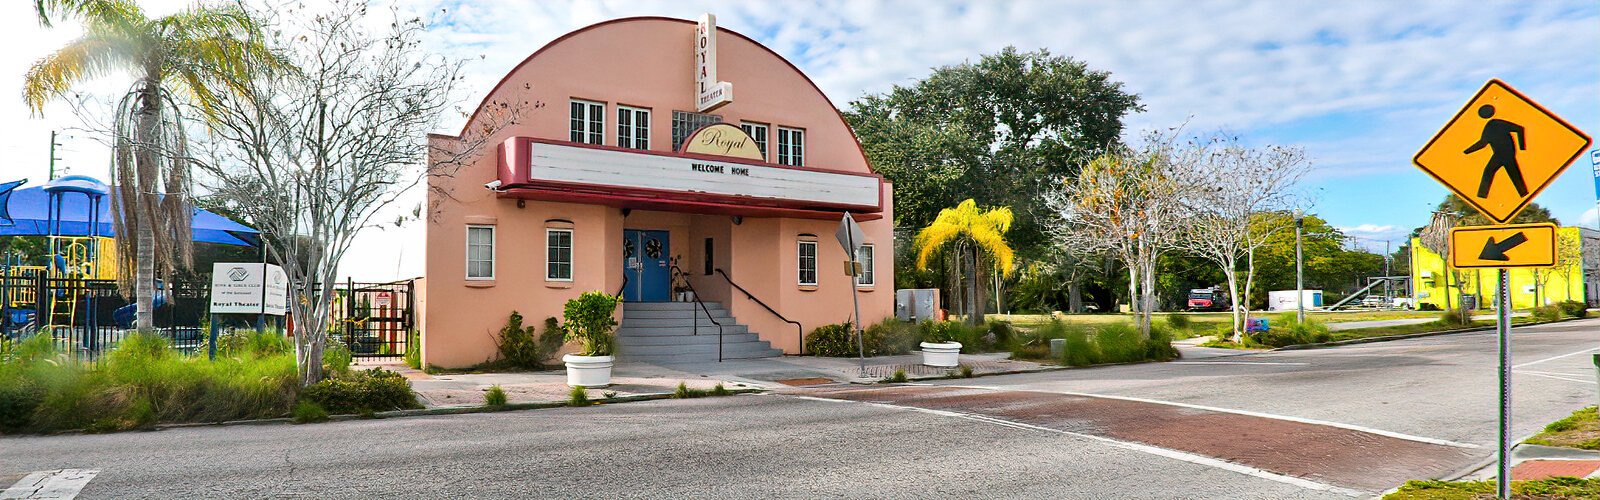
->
[1461,444,1600,481]
[374,351,1058,409]
[363,359,744,409]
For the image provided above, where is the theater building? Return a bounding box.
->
[419,15,895,368]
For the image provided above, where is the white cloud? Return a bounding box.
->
[2,0,1594,280]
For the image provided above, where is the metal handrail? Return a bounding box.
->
[614,271,629,297]
[669,265,725,361]
[714,268,805,355]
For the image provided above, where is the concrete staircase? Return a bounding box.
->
[617,302,783,364]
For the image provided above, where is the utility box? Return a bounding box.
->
[895,289,941,323]
[1268,290,1323,311]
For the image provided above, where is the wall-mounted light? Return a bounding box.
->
[516,199,526,209]
[622,208,632,218]
[731,215,743,225]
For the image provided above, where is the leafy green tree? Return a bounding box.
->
[24,0,284,330]
[846,46,1143,271]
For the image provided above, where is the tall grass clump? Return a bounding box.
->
[1,331,300,433]
[1093,323,1146,364]
[403,329,421,370]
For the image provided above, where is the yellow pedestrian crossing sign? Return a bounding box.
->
[1413,79,1591,224]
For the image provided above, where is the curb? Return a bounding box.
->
[19,388,767,436]
[862,365,1068,385]
[1274,317,1579,351]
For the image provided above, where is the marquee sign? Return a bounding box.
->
[695,13,734,112]
[499,138,880,213]
[681,123,764,161]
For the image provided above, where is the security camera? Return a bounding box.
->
[484,179,503,191]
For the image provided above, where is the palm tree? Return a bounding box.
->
[914,199,1016,325]
[24,0,281,331]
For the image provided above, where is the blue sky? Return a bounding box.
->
[2,0,1596,278]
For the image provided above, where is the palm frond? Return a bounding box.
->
[23,32,145,113]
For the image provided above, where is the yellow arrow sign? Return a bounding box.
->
[1448,223,1557,269]
[1414,80,1591,223]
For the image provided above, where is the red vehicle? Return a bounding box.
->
[1187,287,1231,312]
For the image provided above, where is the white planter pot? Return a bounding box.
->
[563,354,615,387]
[919,341,962,367]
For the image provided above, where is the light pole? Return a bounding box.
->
[1295,208,1305,324]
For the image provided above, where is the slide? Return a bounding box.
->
[112,290,168,328]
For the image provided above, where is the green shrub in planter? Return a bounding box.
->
[1533,305,1563,322]
[300,368,420,415]
[805,321,855,357]
[563,292,622,356]
[918,320,960,344]
[1558,300,1590,319]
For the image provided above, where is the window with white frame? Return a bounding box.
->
[740,122,769,160]
[546,228,573,281]
[856,244,875,286]
[797,240,818,286]
[777,126,804,166]
[617,106,650,150]
[466,225,495,279]
[569,99,604,145]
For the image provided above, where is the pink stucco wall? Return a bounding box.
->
[422,17,894,368]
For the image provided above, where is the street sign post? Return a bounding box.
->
[837,213,867,374]
[1413,79,1592,224]
[1448,223,1557,269]
[1413,79,1591,500]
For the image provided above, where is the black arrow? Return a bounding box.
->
[1478,232,1529,261]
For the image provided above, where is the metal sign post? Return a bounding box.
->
[1496,269,1511,499]
[837,213,867,375]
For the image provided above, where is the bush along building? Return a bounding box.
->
[420,15,895,368]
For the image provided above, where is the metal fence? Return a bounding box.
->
[1,275,416,363]
[1,275,209,361]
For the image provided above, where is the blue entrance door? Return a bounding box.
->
[622,229,671,302]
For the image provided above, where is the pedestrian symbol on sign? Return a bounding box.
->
[1464,105,1527,198]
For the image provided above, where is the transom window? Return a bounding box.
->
[466,225,495,280]
[546,228,573,281]
[740,122,769,161]
[570,99,604,145]
[672,111,722,151]
[617,106,650,150]
[856,244,875,286]
[797,240,818,286]
[777,126,804,166]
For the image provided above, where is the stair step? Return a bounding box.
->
[621,302,726,311]
[623,309,733,320]
[618,333,761,346]
[618,317,743,329]
[618,348,784,364]
[616,340,778,357]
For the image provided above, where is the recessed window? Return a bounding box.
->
[797,240,818,286]
[740,122,769,161]
[546,228,573,281]
[617,106,650,150]
[777,126,804,166]
[856,244,875,287]
[570,99,604,145]
[466,225,495,280]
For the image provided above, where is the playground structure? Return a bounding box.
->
[1,176,258,358]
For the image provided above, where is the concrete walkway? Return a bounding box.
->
[374,351,1057,408]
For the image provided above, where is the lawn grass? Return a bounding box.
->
[1385,477,1600,499]
[1524,407,1600,450]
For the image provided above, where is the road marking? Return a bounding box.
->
[1,469,99,500]
[804,395,1364,497]
[1513,347,1600,369]
[1515,371,1594,384]
[1170,361,1310,366]
[950,385,1480,449]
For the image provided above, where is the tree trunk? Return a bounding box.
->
[1140,254,1155,339]
[1068,280,1084,313]
[1126,265,1138,315]
[132,82,162,332]
[967,245,983,325]
[1224,266,1242,343]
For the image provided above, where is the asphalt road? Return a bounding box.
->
[3,318,1597,499]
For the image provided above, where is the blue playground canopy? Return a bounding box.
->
[0,177,260,247]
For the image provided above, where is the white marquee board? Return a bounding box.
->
[525,142,880,210]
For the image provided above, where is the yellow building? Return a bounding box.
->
[1410,227,1593,310]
